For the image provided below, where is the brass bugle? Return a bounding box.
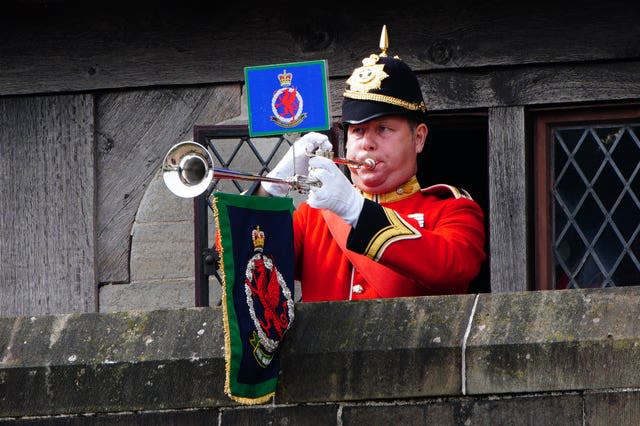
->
[162,141,376,198]
[162,141,320,198]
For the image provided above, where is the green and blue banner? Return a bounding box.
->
[213,192,296,404]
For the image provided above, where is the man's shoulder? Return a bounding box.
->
[420,184,474,200]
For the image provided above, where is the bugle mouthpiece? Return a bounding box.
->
[362,158,376,170]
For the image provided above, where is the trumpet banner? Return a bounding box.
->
[212,192,295,404]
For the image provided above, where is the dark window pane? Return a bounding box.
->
[554,136,568,172]
[574,193,605,241]
[556,128,586,153]
[612,253,640,286]
[556,224,586,272]
[595,126,624,151]
[555,262,571,289]
[594,223,623,271]
[554,201,568,234]
[631,170,640,199]
[575,131,605,182]
[555,164,587,214]
[611,128,640,179]
[631,232,640,263]
[593,162,624,210]
[575,254,605,288]
[612,192,640,241]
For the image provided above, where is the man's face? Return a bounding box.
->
[346,115,427,194]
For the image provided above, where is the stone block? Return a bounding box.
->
[466,287,640,394]
[277,295,477,402]
[130,222,194,281]
[341,393,582,425]
[99,281,222,313]
[0,309,226,417]
[584,390,640,426]
[135,169,193,224]
[222,404,338,425]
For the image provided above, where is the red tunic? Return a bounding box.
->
[292,177,486,302]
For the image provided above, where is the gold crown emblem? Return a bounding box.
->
[278,69,293,87]
[252,226,265,251]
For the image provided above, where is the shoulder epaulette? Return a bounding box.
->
[421,184,473,200]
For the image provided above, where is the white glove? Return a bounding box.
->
[307,156,365,227]
[261,132,332,197]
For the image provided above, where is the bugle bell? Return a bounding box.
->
[162,141,216,198]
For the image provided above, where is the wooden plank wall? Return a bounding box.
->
[0,95,95,316]
[95,86,240,284]
[1,1,640,314]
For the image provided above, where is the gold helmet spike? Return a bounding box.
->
[379,25,388,57]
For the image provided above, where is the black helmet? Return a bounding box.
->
[342,27,427,125]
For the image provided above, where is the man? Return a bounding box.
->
[258,32,486,302]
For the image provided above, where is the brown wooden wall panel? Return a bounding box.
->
[488,106,529,292]
[1,2,639,96]
[95,85,241,284]
[0,95,95,316]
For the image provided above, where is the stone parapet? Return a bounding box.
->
[2,287,640,424]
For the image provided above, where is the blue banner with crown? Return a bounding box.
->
[244,60,331,137]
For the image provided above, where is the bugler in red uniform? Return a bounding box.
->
[293,177,485,301]
[260,26,487,301]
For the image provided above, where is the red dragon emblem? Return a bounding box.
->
[244,226,295,367]
[270,69,307,128]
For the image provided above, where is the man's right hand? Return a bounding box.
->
[261,132,332,197]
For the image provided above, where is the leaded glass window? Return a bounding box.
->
[552,124,640,289]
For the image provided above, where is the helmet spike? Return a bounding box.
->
[379,25,388,57]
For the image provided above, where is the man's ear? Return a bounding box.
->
[415,123,428,154]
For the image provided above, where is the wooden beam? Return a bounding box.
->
[1,2,639,96]
[488,106,529,292]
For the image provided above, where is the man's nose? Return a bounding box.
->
[360,131,377,151]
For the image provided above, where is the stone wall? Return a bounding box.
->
[2,287,640,425]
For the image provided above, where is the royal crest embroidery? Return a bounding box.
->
[271,69,307,128]
[345,54,389,93]
[244,226,295,368]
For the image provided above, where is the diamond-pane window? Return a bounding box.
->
[551,122,640,289]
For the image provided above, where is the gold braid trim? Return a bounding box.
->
[364,207,421,261]
[343,90,427,113]
[362,176,421,203]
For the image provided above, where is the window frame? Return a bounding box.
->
[532,104,640,290]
